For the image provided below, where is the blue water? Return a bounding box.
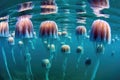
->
[0,0,120,80]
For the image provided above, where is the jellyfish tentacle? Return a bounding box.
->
[91,57,100,80]
[45,69,49,80]
[11,47,16,64]
[25,45,33,80]
[76,54,82,69]
[29,40,35,50]
[1,47,12,80]
[62,56,68,80]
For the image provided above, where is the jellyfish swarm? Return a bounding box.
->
[15,16,34,80]
[41,59,51,80]
[0,21,12,80]
[76,26,87,46]
[76,46,84,69]
[40,0,58,15]
[90,19,111,80]
[61,45,70,80]
[87,0,110,18]
[8,36,16,64]
[39,21,58,63]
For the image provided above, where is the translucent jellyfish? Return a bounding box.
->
[15,16,34,80]
[88,0,110,18]
[18,1,33,12]
[8,36,16,64]
[40,0,58,15]
[47,44,56,62]
[61,44,71,80]
[41,59,51,80]
[39,20,58,63]
[18,40,24,58]
[75,26,87,46]
[84,57,92,78]
[76,46,84,69]
[0,21,12,80]
[90,19,111,80]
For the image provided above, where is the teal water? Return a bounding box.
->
[0,0,120,80]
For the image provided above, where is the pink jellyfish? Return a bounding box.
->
[39,20,58,63]
[15,15,34,80]
[0,21,12,80]
[40,0,58,15]
[75,26,87,69]
[90,19,111,80]
[76,26,87,45]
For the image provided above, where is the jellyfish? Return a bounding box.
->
[40,0,58,15]
[88,0,110,18]
[0,21,12,80]
[25,53,33,80]
[18,1,33,12]
[75,26,87,46]
[60,31,69,44]
[18,40,24,58]
[8,36,16,64]
[47,44,56,62]
[15,15,35,50]
[15,16,34,80]
[61,44,71,80]
[84,57,92,77]
[90,19,111,80]
[41,59,51,80]
[39,21,58,63]
[76,46,84,69]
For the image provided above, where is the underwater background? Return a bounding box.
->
[0,0,120,80]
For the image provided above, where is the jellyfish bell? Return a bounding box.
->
[18,40,24,46]
[90,19,111,44]
[85,57,92,66]
[15,16,34,39]
[61,44,71,54]
[8,36,15,45]
[76,26,87,36]
[47,44,55,52]
[0,21,9,38]
[39,20,58,40]
[58,31,62,36]
[76,26,87,40]
[42,59,51,69]
[96,44,104,54]
[61,31,68,37]
[76,46,84,54]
